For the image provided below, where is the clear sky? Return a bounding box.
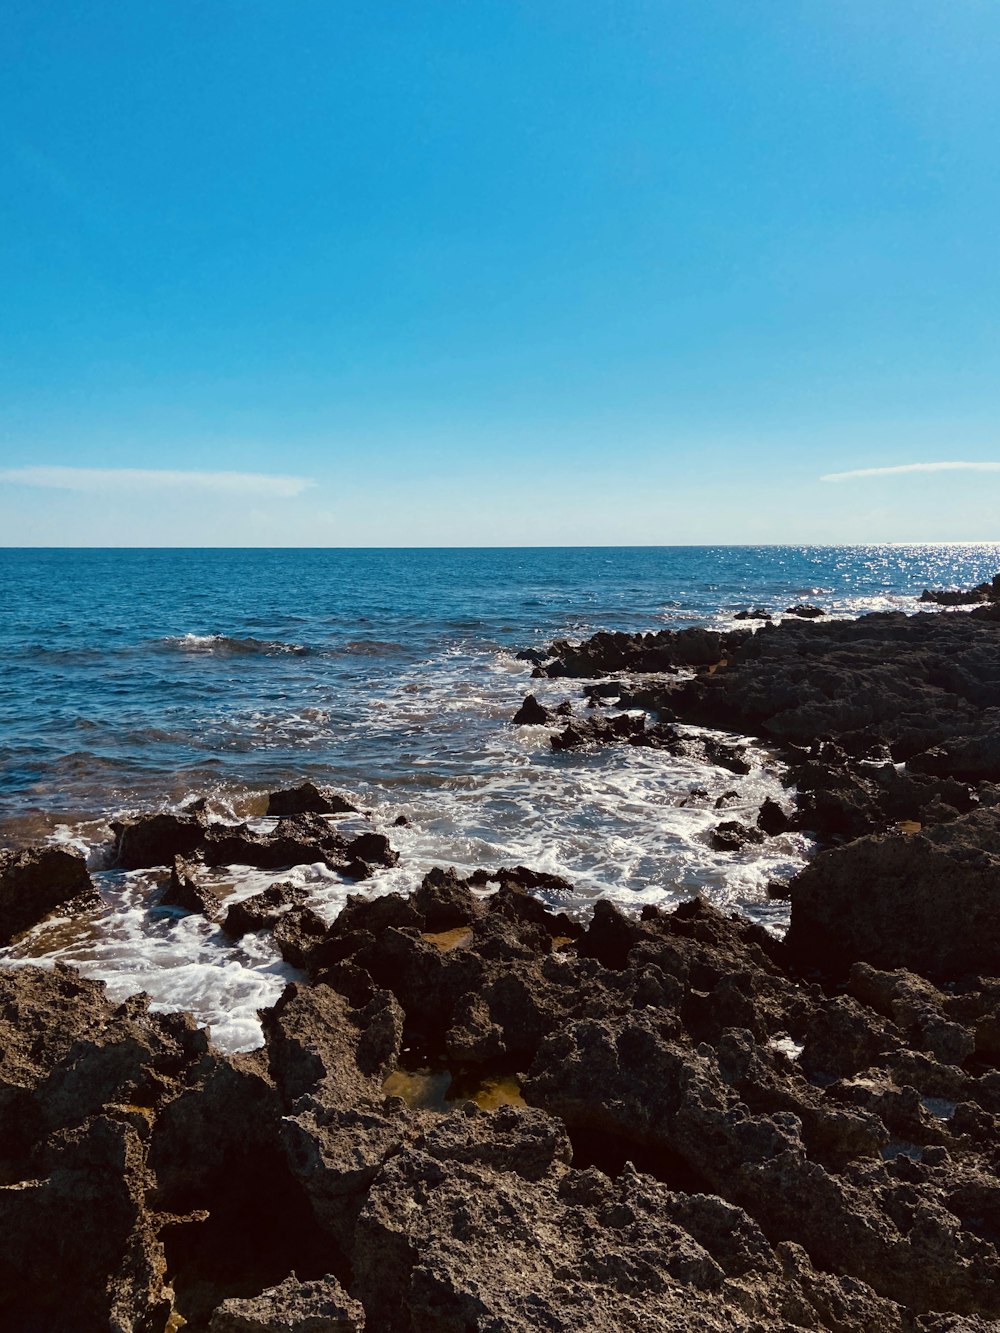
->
[2,1,999,545]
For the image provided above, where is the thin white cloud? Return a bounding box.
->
[821,461,1000,483]
[0,466,314,498]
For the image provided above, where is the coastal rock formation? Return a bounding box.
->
[4,852,1000,1329]
[8,592,1000,1328]
[266,782,360,817]
[0,845,96,945]
[786,807,1000,976]
[920,572,1000,606]
[111,808,397,879]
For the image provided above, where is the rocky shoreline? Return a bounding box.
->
[3,588,1000,1329]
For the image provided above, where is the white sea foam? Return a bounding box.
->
[1,647,812,1052]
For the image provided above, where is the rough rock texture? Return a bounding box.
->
[266,782,360,817]
[208,1272,365,1332]
[6,860,1000,1329]
[111,809,397,878]
[0,845,96,944]
[10,595,1000,1329]
[787,807,1000,976]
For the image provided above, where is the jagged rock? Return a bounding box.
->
[785,604,826,617]
[208,1271,366,1331]
[0,844,96,944]
[222,882,308,938]
[162,853,222,919]
[266,783,359,816]
[710,821,766,852]
[512,693,551,725]
[910,722,1000,784]
[111,809,396,877]
[787,808,1000,976]
[0,1115,171,1333]
[410,867,482,932]
[112,811,207,869]
[757,797,791,835]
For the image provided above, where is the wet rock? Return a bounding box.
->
[785,603,826,617]
[223,882,308,938]
[391,814,410,827]
[710,821,766,852]
[0,844,96,944]
[112,811,206,870]
[111,808,397,878]
[343,831,398,875]
[713,789,739,808]
[162,853,223,919]
[208,1271,366,1332]
[757,797,791,835]
[266,782,359,817]
[512,693,551,725]
[786,807,1000,976]
[734,607,773,621]
[702,738,752,774]
[530,625,742,678]
[273,905,331,969]
[919,572,1000,606]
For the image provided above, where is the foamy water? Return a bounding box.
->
[3,545,999,1049]
[3,667,806,1050]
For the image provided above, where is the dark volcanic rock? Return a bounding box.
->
[787,807,1000,976]
[910,721,1000,784]
[111,809,398,878]
[757,797,792,836]
[920,572,1000,606]
[112,811,207,870]
[0,845,96,944]
[266,782,359,817]
[162,854,222,919]
[662,609,1000,769]
[710,820,766,852]
[222,882,308,938]
[785,603,826,617]
[512,693,551,725]
[530,625,742,679]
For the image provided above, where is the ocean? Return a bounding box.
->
[2,543,998,1048]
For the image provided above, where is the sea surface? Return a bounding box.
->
[2,544,998,1049]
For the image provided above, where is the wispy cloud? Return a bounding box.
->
[821,461,1000,483]
[0,467,314,498]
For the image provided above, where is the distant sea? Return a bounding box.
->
[2,544,998,1048]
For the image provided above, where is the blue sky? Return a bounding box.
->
[2,1,999,545]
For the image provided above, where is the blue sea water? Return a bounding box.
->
[1,543,997,1048]
[4,543,999,821]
